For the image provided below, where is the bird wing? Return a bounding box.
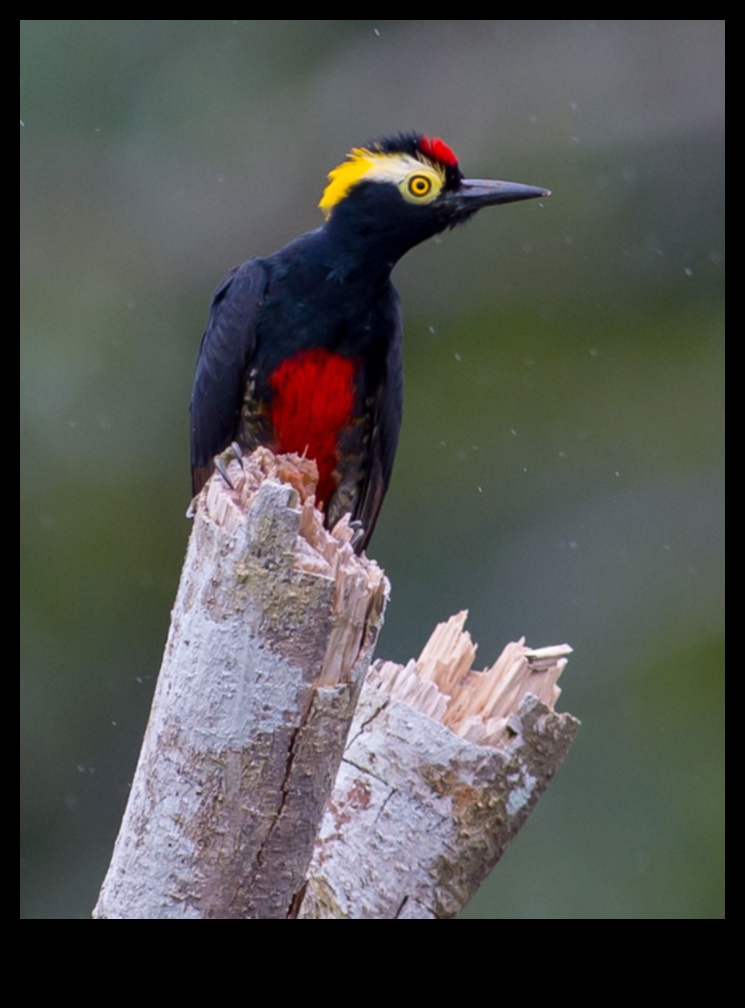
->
[352,292,404,550]
[190,258,268,496]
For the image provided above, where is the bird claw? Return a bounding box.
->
[348,520,366,551]
[229,442,244,469]
[214,456,235,490]
[213,442,246,490]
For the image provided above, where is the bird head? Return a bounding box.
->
[319,133,549,255]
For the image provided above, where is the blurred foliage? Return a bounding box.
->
[20,20,724,919]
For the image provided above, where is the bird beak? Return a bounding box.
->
[447,178,550,215]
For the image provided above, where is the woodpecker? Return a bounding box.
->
[190,133,548,550]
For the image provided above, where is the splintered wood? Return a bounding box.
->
[298,613,578,919]
[369,611,571,746]
[94,447,578,921]
[94,449,388,920]
[205,448,363,588]
[207,448,386,687]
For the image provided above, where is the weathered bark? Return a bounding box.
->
[94,450,578,920]
[94,450,388,919]
[296,615,579,919]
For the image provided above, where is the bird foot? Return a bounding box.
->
[348,519,366,552]
[214,442,245,490]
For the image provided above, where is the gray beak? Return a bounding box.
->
[447,178,550,215]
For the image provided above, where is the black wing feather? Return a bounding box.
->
[190,259,268,495]
[352,292,403,549]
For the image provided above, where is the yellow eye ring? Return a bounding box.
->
[407,174,433,198]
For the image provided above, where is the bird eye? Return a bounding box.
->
[408,174,433,198]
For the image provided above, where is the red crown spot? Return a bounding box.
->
[419,135,459,168]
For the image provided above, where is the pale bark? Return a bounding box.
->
[94,450,388,919]
[94,450,578,920]
[296,615,579,919]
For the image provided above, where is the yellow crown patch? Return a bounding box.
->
[319,149,445,218]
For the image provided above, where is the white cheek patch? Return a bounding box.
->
[320,149,445,216]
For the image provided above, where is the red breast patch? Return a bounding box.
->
[269,348,357,507]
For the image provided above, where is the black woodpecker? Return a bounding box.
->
[190,133,548,550]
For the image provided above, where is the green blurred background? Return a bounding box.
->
[20,20,724,919]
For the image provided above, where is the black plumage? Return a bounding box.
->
[190,133,548,550]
